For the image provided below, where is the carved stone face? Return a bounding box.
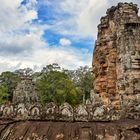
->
[131,52,140,69]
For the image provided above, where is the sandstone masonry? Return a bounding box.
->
[93,2,140,110]
[12,76,39,104]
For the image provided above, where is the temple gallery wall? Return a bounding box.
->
[1,2,140,122]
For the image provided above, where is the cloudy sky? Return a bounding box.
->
[0,0,140,72]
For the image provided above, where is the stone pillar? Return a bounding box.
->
[93,3,140,109]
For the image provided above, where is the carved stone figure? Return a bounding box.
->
[2,104,14,118]
[93,106,106,120]
[45,102,59,120]
[29,104,42,119]
[16,103,29,119]
[59,103,73,121]
[74,104,89,121]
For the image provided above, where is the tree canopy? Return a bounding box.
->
[0,71,21,102]
[0,85,9,104]
[36,70,81,106]
[0,64,93,106]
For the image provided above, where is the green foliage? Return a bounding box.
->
[0,71,21,101]
[41,63,61,73]
[0,63,93,105]
[65,66,93,103]
[36,70,81,106]
[0,85,9,104]
[15,68,34,77]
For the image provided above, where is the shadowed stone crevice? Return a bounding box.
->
[128,127,140,134]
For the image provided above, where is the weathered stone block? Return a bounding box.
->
[92,2,140,113]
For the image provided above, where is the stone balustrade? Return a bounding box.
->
[0,100,140,121]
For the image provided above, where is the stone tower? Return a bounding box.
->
[13,76,39,104]
[93,3,140,109]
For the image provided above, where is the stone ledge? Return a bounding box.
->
[0,120,140,140]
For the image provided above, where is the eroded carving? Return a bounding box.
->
[59,103,73,121]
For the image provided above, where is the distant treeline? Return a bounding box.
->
[0,63,93,106]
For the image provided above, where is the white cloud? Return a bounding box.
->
[76,0,108,38]
[1,0,140,73]
[0,0,44,56]
[0,45,92,73]
[48,0,140,38]
[59,38,71,46]
[0,59,22,73]
[0,0,93,73]
[24,10,38,21]
[0,0,37,32]
[0,0,92,73]
[47,0,109,38]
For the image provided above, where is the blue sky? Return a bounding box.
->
[0,0,140,72]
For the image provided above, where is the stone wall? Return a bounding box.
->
[93,2,140,110]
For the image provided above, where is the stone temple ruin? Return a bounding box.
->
[0,3,140,122]
[1,3,140,140]
[93,2,140,110]
[13,76,39,104]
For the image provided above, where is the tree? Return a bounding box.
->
[36,70,81,106]
[41,63,61,73]
[0,85,9,104]
[15,68,34,77]
[0,64,93,105]
[0,71,21,101]
[66,66,93,103]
